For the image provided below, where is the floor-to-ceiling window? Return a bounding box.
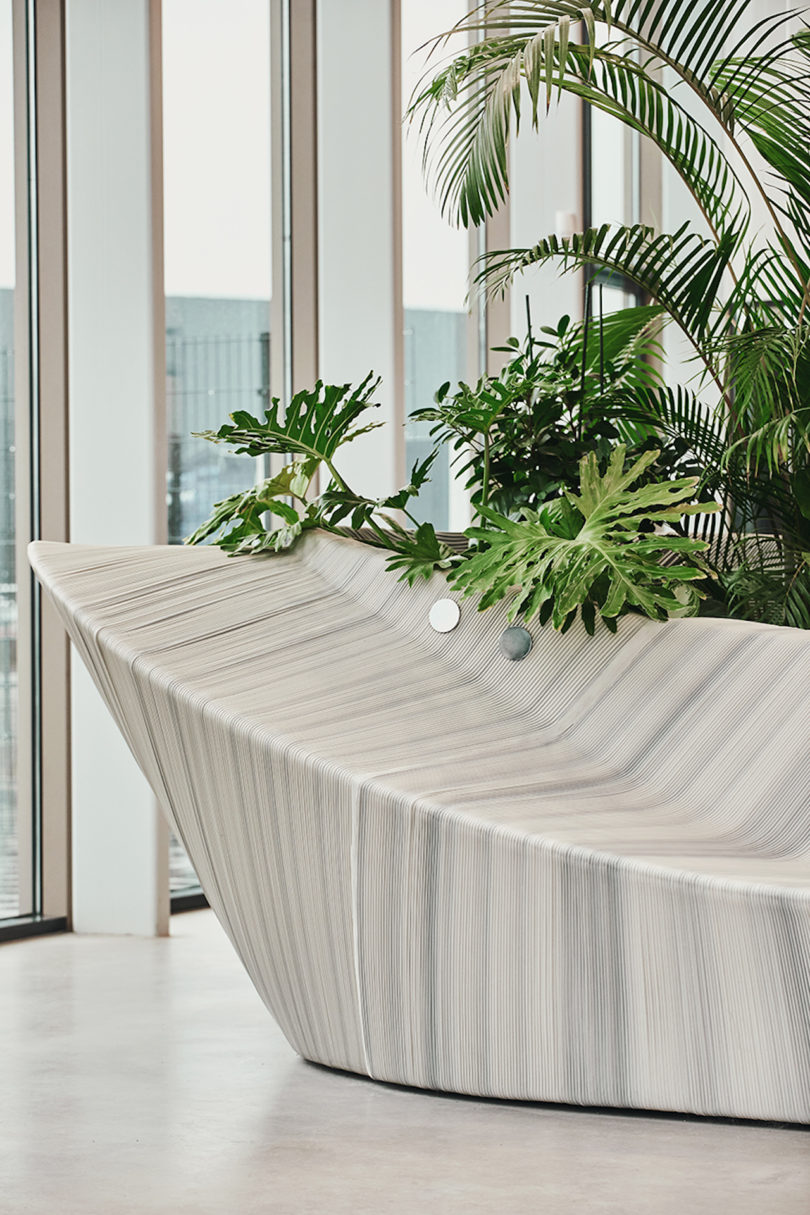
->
[0,0,69,937]
[162,0,272,897]
[0,0,18,918]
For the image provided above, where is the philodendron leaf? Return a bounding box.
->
[245,502,325,555]
[449,445,719,631]
[320,452,440,530]
[193,373,383,466]
[411,376,528,444]
[184,460,315,552]
[383,520,457,586]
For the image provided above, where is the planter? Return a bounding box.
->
[29,530,810,1122]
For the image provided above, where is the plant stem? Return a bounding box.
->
[599,284,605,396]
[579,278,592,440]
[480,431,491,523]
[323,458,356,498]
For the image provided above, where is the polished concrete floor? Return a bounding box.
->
[0,911,807,1215]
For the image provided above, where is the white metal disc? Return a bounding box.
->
[428,598,461,633]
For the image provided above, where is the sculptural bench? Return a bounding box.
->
[29,531,810,1123]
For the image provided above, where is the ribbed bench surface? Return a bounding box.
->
[30,533,810,1122]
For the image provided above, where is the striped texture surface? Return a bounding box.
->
[29,533,810,1122]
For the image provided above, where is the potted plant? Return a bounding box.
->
[186,310,717,634]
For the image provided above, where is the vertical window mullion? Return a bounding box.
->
[24,0,42,919]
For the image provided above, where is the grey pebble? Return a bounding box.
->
[499,626,533,661]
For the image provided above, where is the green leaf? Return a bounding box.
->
[477,223,736,344]
[320,452,439,528]
[384,521,456,586]
[793,467,810,522]
[184,461,314,549]
[407,3,765,243]
[194,374,383,469]
[449,444,718,630]
[722,540,810,629]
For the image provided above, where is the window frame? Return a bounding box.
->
[1,0,70,941]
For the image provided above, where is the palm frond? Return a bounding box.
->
[722,536,810,628]
[710,53,810,307]
[568,303,665,390]
[408,0,802,227]
[409,21,751,241]
[718,245,806,330]
[706,326,810,472]
[477,223,736,358]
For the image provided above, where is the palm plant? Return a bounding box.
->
[409,0,810,626]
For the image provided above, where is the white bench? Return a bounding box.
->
[30,531,810,1122]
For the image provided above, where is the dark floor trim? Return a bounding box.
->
[0,915,69,943]
[171,890,209,914]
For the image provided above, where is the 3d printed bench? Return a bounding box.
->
[30,532,810,1123]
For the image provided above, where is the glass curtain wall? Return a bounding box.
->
[401,0,472,531]
[0,1,21,919]
[162,0,272,896]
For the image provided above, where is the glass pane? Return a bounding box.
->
[589,37,641,311]
[591,106,627,227]
[162,0,272,895]
[0,1,18,918]
[590,108,640,314]
[402,0,471,532]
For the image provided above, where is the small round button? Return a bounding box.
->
[499,626,532,660]
[429,598,461,633]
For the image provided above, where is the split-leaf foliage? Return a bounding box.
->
[408,0,810,626]
[186,377,457,584]
[187,328,718,633]
[449,447,716,635]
